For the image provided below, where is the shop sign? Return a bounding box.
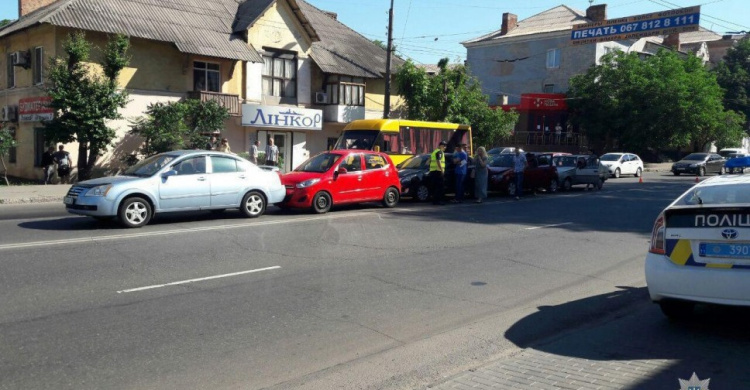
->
[19,96,54,122]
[571,6,700,45]
[242,104,323,130]
[519,94,568,111]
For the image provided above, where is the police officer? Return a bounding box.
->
[430,140,448,205]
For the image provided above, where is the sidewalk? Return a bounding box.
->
[643,162,672,172]
[0,184,70,204]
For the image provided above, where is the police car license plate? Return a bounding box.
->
[699,243,750,258]
[63,196,74,205]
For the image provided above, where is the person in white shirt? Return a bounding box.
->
[265,138,279,166]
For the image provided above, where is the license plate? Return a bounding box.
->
[699,243,750,258]
[63,196,74,205]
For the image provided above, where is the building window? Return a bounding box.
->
[193,61,221,92]
[8,127,17,163]
[33,47,44,85]
[543,84,555,93]
[546,48,561,69]
[262,52,297,98]
[7,53,16,88]
[325,76,365,106]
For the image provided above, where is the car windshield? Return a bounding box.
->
[399,155,429,169]
[676,184,750,205]
[600,154,621,161]
[123,154,177,177]
[682,153,707,161]
[295,153,341,173]
[553,156,578,167]
[489,154,513,168]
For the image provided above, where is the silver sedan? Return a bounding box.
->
[64,150,286,228]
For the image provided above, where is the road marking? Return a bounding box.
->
[0,212,375,251]
[524,222,574,230]
[117,266,281,293]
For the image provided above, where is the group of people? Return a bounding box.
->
[41,145,72,185]
[429,144,527,205]
[205,135,280,167]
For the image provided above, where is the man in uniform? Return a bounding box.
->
[429,140,447,205]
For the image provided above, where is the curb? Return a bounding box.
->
[0,196,63,205]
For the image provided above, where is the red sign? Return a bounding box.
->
[518,94,568,111]
[18,96,53,122]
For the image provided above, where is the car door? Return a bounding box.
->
[362,153,388,200]
[575,156,601,185]
[331,153,365,203]
[619,154,631,174]
[711,154,725,173]
[159,155,211,210]
[523,153,543,190]
[209,155,247,207]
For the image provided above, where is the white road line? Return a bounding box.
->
[0,212,374,251]
[524,222,574,230]
[117,266,281,294]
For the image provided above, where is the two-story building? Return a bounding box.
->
[0,0,401,180]
[461,4,728,151]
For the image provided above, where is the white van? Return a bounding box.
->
[719,148,747,158]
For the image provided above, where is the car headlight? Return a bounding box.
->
[86,184,112,197]
[296,178,321,188]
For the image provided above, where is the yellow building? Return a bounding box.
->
[0,0,402,180]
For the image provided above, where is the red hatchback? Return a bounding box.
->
[281,150,401,213]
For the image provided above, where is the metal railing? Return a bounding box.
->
[187,91,241,116]
[499,131,587,148]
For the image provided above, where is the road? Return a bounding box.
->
[1,172,747,389]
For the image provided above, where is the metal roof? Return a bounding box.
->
[0,0,263,62]
[463,5,589,44]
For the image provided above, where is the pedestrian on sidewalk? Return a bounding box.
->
[452,143,468,203]
[265,138,279,166]
[429,141,447,205]
[41,146,55,184]
[205,135,217,150]
[249,140,260,164]
[53,145,71,184]
[555,123,562,144]
[512,147,527,200]
[473,146,488,203]
[217,138,232,153]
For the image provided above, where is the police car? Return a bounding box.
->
[646,175,750,319]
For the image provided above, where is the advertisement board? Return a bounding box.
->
[571,6,700,45]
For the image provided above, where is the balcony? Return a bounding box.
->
[323,105,365,123]
[187,91,241,116]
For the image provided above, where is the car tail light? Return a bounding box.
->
[649,213,666,254]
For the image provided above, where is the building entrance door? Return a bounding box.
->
[265,131,292,172]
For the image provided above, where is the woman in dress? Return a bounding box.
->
[474,146,489,203]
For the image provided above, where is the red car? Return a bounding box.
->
[281,150,401,213]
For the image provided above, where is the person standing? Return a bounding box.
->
[249,140,260,164]
[452,144,468,203]
[473,146,489,203]
[53,145,71,184]
[205,135,217,150]
[265,138,279,166]
[429,141,447,205]
[512,147,527,200]
[217,138,231,153]
[555,123,562,144]
[41,146,55,184]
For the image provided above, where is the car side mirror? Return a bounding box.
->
[162,169,178,178]
[338,167,348,175]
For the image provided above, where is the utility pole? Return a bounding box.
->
[383,0,394,119]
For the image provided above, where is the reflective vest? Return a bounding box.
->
[430,148,445,172]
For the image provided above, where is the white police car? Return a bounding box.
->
[646,174,750,318]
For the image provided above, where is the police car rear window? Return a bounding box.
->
[677,184,750,206]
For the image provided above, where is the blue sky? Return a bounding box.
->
[2,0,748,65]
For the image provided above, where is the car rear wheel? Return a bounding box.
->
[118,197,152,228]
[415,184,430,202]
[312,191,332,214]
[562,178,572,191]
[635,167,642,177]
[548,179,558,193]
[382,187,400,208]
[698,166,705,177]
[240,191,266,218]
[658,300,695,320]
[613,168,621,179]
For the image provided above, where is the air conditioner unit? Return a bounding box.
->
[11,51,30,68]
[1,106,17,122]
[314,92,328,104]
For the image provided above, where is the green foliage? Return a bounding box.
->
[43,32,131,181]
[0,128,18,186]
[715,38,750,132]
[0,19,14,28]
[129,99,229,156]
[395,59,518,148]
[568,49,745,155]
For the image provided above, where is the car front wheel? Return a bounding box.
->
[562,178,572,191]
[382,187,400,208]
[613,168,621,179]
[635,168,642,177]
[118,197,152,228]
[240,191,266,218]
[312,191,332,214]
[415,184,430,202]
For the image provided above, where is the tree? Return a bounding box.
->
[0,19,14,28]
[715,37,750,132]
[43,32,130,181]
[0,127,18,185]
[129,99,229,157]
[567,50,744,156]
[395,59,518,148]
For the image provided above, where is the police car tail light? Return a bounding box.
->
[649,213,666,255]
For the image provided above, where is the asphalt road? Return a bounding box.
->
[0,173,733,389]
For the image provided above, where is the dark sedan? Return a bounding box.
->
[398,153,474,201]
[488,153,559,195]
[671,153,726,176]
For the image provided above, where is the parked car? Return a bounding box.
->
[488,146,523,155]
[397,153,474,201]
[718,148,747,158]
[553,154,607,190]
[671,153,726,176]
[599,153,644,178]
[645,174,750,319]
[281,150,400,213]
[487,152,559,195]
[64,150,286,228]
[725,153,750,174]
